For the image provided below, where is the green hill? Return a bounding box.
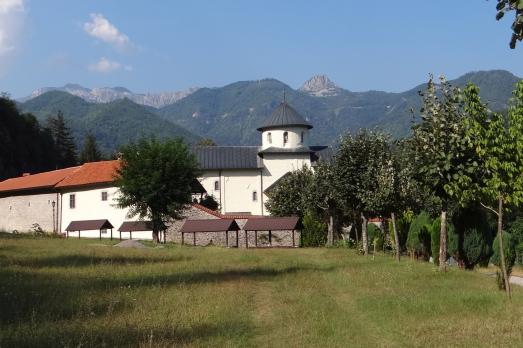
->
[158,70,521,145]
[21,92,201,154]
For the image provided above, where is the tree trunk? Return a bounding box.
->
[152,229,159,243]
[439,210,447,272]
[391,212,400,262]
[327,214,334,246]
[497,197,512,298]
[361,214,368,255]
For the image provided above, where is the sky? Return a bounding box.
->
[0,0,522,98]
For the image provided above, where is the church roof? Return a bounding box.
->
[257,101,312,131]
[192,146,263,169]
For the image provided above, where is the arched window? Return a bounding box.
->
[267,132,272,144]
[283,131,288,145]
[214,180,219,191]
[252,191,258,202]
[300,131,304,144]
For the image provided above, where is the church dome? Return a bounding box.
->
[257,101,312,131]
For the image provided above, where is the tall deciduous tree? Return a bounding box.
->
[333,129,393,254]
[80,133,103,164]
[495,0,523,48]
[115,138,200,243]
[47,111,77,168]
[411,76,475,271]
[462,81,523,297]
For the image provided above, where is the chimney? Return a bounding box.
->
[22,173,31,177]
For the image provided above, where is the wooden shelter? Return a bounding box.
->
[180,219,240,247]
[117,221,162,242]
[65,219,114,240]
[243,217,302,248]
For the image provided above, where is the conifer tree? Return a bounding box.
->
[80,133,102,163]
[47,111,77,168]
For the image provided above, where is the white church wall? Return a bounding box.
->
[261,127,310,149]
[198,170,222,205]
[220,169,264,215]
[0,192,60,233]
[60,185,152,240]
[262,153,311,189]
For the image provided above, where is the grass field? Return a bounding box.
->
[1,235,522,347]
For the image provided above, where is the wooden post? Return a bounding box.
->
[225,230,229,247]
[110,228,113,241]
[292,229,295,247]
[66,230,69,238]
[119,231,122,240]
[99,229,102,240]
[193,232,196,246]
[182,232,184,245]
[236,230,239,248]
[245,230,248,248]
[78,230,80,239]
[269,230,272,247]
[255,231,258,247]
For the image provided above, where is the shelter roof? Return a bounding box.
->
[118,221,153,232]
[65,219,114,231]
[180,219,240,233]
[243,217,302,231]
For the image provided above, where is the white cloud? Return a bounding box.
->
[0,0,25,72]
[0,0,24,14]
[89,57,121,73]
[84,13,131,49]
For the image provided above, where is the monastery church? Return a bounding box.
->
[0,100,330,242]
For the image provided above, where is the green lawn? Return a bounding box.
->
[1,235,522,347]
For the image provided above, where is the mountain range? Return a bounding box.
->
[21,84,199,108]
[18,69,521,153]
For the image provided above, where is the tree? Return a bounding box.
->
[47,111,77,168]
[411,76,476,271]
[265,166,315,218]
[196,138,217,146]
[333,129,396,255]
[115,138,200,243]
[0,96,58,179]
[79,133,103,163]
[462,81,523,297]
[495,0,523,48]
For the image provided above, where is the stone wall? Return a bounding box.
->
[166,207,301,248]
[0,192,60,233]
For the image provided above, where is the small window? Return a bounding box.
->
[252,191,258,202]
[101,229,107,234]
[300,131,304,143]
[267,132,272,144]
[283,132,288,145]
[214,180,220,191]
[101,191,108,201]
[69,194,76,209]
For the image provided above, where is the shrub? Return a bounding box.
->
[301,213,326,247]
[463,228,491,268]
[430,218,441,264]
[367,223,384,252]
[389,213,411,253]
[508,216,523,245]
[406,212,432,260]
[199,194,219,211]
[490,232,517,290]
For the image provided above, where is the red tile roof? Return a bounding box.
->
[55,160,120,189]
[0,166,80,194]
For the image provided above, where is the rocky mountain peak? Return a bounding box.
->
[299,75,341,97]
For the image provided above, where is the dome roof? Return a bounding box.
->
[257,101,312,131]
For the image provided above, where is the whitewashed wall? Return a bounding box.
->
[0,192,60,232]
[261,126,310,149]
[60,185,153,240]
